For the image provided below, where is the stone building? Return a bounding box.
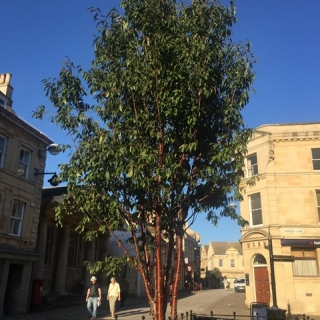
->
[108,225,201,295]
[200,241,244,288]
[38,186,109,299]
[0,74,54,317]
[239,122,320,315]
[183,229,201,290]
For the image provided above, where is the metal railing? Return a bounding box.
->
[17,310,315,320]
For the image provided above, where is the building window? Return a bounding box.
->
[44,226,54,265]
[291,248,318,276]
[231,259,235,267]
[17,149,31,178]
[249,193,263,226]
[219,259,223,267]
[210,258,213,269]
[9,200,25,236]
[246,153,258,177]
[316,190,320,222]
[0,135,6,168]
[312,148,320,170]
[68,232,78,268]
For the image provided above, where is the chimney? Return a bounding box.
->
[0,73,13,108]
[0,73,13,99]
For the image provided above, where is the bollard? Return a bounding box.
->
[115,315,118,320]
[64,314,67,319]
[190,310,193,320]
[211,311,214,318]
[186,311,189,320]
[142,316,146,320]
[181,312,184,320]
[233,311,236,320]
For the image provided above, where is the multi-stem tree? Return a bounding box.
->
[34,0,256,319]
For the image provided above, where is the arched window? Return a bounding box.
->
[253,254,267,265]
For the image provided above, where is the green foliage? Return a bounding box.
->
[84,255,130,276]
[210,267,222,280]
[33,0,256,318]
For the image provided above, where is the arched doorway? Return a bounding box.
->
[253,254,270,304]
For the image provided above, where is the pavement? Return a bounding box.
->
[2,288,251,320]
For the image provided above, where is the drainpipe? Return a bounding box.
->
[268,236,278,308]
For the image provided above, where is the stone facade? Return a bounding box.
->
[38,187,110,298]
[200,241,244,288]
[239,122,320,316]
[0,74,53,317]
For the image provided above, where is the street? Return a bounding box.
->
[3,288,250,320]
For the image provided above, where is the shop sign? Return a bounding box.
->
[281,239,320,247]
[245,240,267,249]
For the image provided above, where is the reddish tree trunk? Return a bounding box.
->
[170,234,183,320]
[155,214,164,320]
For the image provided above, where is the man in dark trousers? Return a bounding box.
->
[119,276,130,307]
[86,276,102,319]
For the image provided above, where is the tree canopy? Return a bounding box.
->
[34,0,256,319]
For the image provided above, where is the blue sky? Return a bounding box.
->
[1,1,320,245]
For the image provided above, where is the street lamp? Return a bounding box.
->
[37,143,60,158]
[35,143,61,186]
[34,169,60,187]
[229,203,237,209]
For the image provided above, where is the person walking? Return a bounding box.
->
[107,277,121,319]
[86,276,102,319]
[119,276,130,307]
[223,276,228,290]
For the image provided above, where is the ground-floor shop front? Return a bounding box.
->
[240,228,320,316]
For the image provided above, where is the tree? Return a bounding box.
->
[211,268,222,283]
[34,0,256,319]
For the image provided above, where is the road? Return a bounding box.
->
[3,288,250,320]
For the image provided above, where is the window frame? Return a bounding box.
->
[67,232,79,268]
[17,148,31,178]
[246,153,258,178]
[291,248,318,277]
[231,259,235,267]
[44,226,54,265]
[0,135,6,168]
[311,148,320,170]
[316,190,320,223]
[219,259,223,267]
[249,192,263,226]
[9,200,25,236]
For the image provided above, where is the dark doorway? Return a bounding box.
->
[4,264,23,315]
[254,266,270,304]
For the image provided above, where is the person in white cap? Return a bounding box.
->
[86,276,101,319]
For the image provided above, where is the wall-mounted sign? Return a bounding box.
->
[281,239,320,247]
[283,229,304,234]
[245,273,249,286]
[245,240,267,249]
[272,255,295,262]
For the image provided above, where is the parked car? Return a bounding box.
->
[234,277,246,293]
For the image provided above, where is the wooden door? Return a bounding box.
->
[254,266,270,304]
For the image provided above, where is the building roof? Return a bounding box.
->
[42,186,68,198]
[0,102,53,145]
[209,241,242,255]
